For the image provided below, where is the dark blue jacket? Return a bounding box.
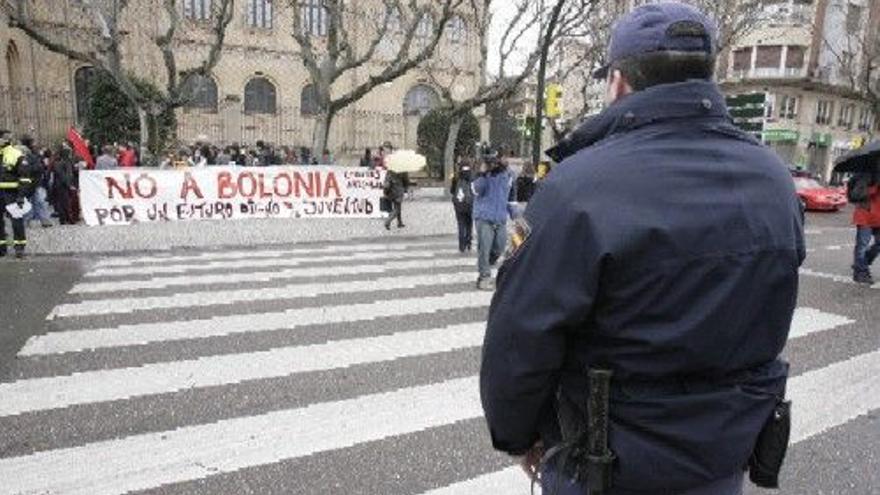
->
[480,80,805,493]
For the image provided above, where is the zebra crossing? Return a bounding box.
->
[0,236,878,494]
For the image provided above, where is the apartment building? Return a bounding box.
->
[722,0,880,180]
[550,0,879,180]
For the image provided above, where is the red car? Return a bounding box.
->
[793,176,847,211]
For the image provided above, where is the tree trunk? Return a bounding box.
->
[443,114,463,191]
[311,109,336,160]
[137,107,150,166]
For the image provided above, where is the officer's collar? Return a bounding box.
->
[546,80,731,163]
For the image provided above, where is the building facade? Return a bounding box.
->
[548,0,880,181]
[722,0,880,180]
[0,0,482,160]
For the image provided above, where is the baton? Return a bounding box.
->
[587,369,615,494]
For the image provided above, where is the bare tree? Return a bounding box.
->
[291,0,462,156]
[425,0,545,183]
[817,3,880,131]
[4,0,234,161]
[549,0,625,132]
[529,0,611,164]
[688,0,766,53]
[549,0,768,135]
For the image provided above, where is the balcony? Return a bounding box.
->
[729,67,808,80]
[761,5,813,27]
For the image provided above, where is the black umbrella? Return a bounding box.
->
[833,140,880,174]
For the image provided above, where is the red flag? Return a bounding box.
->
[67,126,95,169]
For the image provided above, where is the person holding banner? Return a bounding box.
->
[52,147,78,225]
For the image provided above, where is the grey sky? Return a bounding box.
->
[487,3,541,75]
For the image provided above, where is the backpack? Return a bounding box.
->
[453,176,474,210]
[847,174,871,204]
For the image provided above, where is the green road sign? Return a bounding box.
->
[763,129,799,143]
[726,93,766,139]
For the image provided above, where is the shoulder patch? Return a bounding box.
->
[505,217,532,259]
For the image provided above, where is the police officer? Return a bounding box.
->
[0,129,33,258]
[480,3,804,495]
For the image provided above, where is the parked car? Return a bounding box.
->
[792,176,847,212]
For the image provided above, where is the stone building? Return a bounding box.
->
[548,0,880,181]
[722,0,880,180]
[0,0,482,160]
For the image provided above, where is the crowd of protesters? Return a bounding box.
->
[2,134,85,227]
[155,141,339,169]
[85,140,400,171]
[0,131,404,229]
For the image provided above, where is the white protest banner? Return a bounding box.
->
[79,166,387,226]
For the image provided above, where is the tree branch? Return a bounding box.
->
[3,0,100,65]
[331,0,463,111]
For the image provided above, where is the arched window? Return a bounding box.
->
[5,42,21,90]
[244,77,276,114]
[181,74,218,112]
[74,66,96,124]
[5,42,23,124]
[300,84,321,116]
[183,0,212,20]
[403,84,439,117]
[447,16,466,45]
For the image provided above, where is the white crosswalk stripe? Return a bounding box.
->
[85,247,451,279]
[91,240,450,269]
[0,378,482,495]
[788,308,854,340]
[3,237,877,495]
[22,291,492,356]
[51,268,476,318]
[72,253,472,293]
[0,323,485,417]
[799,268,880,289]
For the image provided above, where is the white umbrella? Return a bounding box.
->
[385,150,427,173]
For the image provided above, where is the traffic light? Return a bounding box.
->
[520,116,536,138]
[545,84,563,118]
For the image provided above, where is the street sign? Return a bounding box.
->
[726,93,766,140]
[763,129,799,143]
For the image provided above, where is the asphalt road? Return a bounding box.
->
[0,209,877,495]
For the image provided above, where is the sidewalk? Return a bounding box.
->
[25,191,457,256]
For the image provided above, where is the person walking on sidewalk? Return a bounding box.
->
[383,169,407,230]
[450,160,475,253]
[473,152,514,290]
[851,167,880,284]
